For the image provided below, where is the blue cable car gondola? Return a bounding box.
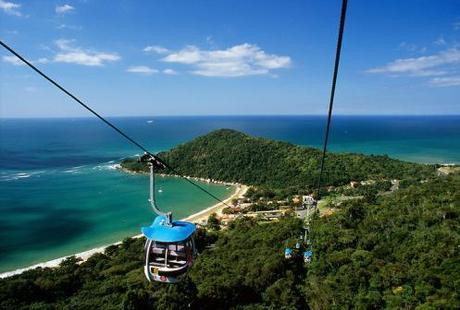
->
[303,250,313,264]
[284,247,293,259]
[140,154,197,283]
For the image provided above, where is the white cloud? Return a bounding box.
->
[55,52,119,66]
[163,68,178,75]
[2,55,49,66]
[206,36,215,45]
[163,46,201,64]
[55,38,73,50]
[3,40,118,67]
[2,55,24,65]
[161,43,291,77]
[4,29,19,35]
[368,47,460,87]
[144,45,169,54]
[126,66,158,75]
[56,4,74,14]
[36,57,50,64]
[398,42,426,53]
[453,21,460,31]
[57,24,82,30]
[367,48,460,77]
[53,39,120,66]
[434,37,446,46]
[430,76,460,87]
[0,0,22,16]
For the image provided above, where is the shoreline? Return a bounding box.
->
[118,165,242,187]
[0,184,248,279]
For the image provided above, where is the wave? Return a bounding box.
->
[92,163,121,171]
[108,164,121,170]
[62,165,89,174]
[0,170,45,181]
[13,173,31,179]
[1,161,121,182]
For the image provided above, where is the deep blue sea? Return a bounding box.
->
[0,115,459,272]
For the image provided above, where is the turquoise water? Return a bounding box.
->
[0,115,459,272]
[0,167,232,273]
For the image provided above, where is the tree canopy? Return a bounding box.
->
[1,174,458,309]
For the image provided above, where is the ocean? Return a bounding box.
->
[0,115,459,272]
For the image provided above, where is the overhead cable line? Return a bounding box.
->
[316,0,348,200]
[0,39,230,208]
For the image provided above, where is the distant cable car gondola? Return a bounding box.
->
[284,247,293,259]
[303,250,313,264]
[140,154,197,283]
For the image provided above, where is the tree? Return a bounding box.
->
[207,213,220,231]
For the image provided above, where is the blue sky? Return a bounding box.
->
[0,0,459,117]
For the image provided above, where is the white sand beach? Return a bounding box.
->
[0,184,248,279]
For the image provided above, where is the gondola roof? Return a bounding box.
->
[142,215,196,242]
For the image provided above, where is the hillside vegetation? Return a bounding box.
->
[1,130,456,309]
[0,174,458,309]
[121,129,435,193]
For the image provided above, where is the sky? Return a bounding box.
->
[0,0,459,117]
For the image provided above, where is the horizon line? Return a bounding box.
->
[1,113,460,119]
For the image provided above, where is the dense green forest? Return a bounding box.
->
[1,174,458,309]
[1,130,456,308]
[121,129,436,194]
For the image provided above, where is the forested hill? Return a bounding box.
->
[121,129,435,190]
[1,174,458,309]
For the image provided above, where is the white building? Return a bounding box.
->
[302,195,316,206]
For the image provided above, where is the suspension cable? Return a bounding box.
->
[0,40,230,208]
[316,0,348,200]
